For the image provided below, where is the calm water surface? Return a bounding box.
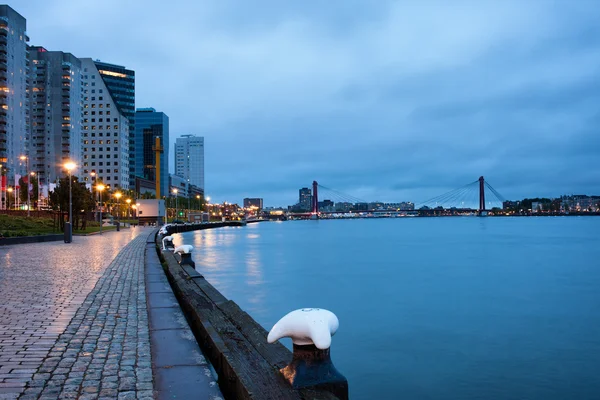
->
[176,217,600,400]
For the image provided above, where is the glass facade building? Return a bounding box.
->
[135,108,169,198]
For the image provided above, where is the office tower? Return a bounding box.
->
[0,5,28,181]
[299,187,312,210]
[174,134,204,191]
[79,58,130,189]
[135,107,169,197]
[28,46,83,185]
[93,60,135,187]
[243,198,263,209]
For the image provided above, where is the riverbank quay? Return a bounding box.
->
[0,228,152,399]
[145,239,223,400]
[156,232,348,400]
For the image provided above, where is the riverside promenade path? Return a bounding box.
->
[0,227,154,399]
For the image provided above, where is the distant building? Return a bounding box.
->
[28,46,83,185]
[135,108,169,197]
[335,202,353,212]
[175,134,204,192]
[299,187,312,210]
[531,202,542,212]
[169,174,187,197]
[135,177,156,198]
[503,200,519,210]
[168,173,203,199]
[80,58,131,189]
[243,198,263,209]
[0,5,29,183]
[318,199,335,212]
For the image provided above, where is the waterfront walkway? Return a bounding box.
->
[0,227,219,400]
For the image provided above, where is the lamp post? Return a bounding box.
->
[114,191,122,229]
[19,155,30,217]
[29,171,38,212]
[7,186,13,210]
[172,188,178,221]
[96,183,105,235]
[90,172,96,221]
[64,161,76,243]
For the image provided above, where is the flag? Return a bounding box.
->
[0,175,6,191]
[14,174,20,189]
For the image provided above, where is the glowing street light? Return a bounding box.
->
[96,183,105,235]
[20,155,30,216]
[6,186,13,210]
[64,161,76,243]
[172,188,178,221]
[114,192,122,228]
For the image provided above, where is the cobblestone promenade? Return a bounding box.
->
[0,228,154,399]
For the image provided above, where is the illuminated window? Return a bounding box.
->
[99,70,127,78]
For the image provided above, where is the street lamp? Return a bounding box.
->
[96,183,105,234]
[64,161,76,243]
[90,172,96,221]
[172,188,178,221]
[19,155,30,217]
[30,171,38,211]
[114,191,122,228]
[7,186,13,210]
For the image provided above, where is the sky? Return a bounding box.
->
[15,0,600,206]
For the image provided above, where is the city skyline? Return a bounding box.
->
[14,1,600,206]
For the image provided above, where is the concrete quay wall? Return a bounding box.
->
[155,231,346,400]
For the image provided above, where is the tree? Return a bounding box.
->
[48,176,95,231]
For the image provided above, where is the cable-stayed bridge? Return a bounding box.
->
[294,177,505,217]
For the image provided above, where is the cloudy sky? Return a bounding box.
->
[16,0,600,206]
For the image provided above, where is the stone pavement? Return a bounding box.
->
[0,228,152,399]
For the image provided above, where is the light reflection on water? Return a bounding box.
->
[177,218,600,400]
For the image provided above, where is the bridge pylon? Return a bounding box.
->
[311,180,319,219]
[478,176,487,216]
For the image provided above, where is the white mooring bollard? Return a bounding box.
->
[162,235,175,251]
[174,244,195,268]
[267,308,348,398]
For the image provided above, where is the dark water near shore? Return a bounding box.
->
[178,217,600,400]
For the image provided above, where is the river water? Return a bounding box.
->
[178,217,600,399]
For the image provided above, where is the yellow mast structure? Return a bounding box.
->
[152,137,163,198]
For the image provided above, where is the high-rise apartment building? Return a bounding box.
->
[299,187,312,210]
[0,5,28,180]
[135,107,169,197]
[28,46,82,185]
[174,135,204,191]
[93,60,135,187]
[79,58,130,189]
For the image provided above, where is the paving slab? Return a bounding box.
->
[146,244,223,400]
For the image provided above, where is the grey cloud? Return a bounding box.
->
[15,0,600,206]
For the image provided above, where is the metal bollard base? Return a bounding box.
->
[281,344,348,399]
[179,253,195,268]
[64,222,72,243]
